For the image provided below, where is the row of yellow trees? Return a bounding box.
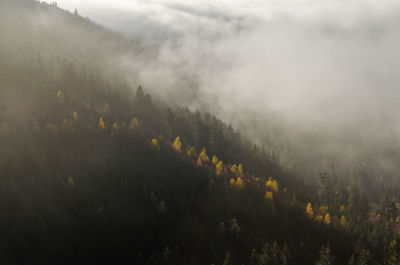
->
[306,202,346,227]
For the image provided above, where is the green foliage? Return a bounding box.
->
[316,245,334,265]
[0,1,394,265]
[386,233,400,265]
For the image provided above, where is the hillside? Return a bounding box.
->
[0,1,399,265]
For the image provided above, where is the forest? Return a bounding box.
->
[0,0,399,264]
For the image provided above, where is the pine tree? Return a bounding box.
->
[173,136,182,152]
[306,203,314,218]
[324,213,331,225]
[230,218,240,237]
[45,123,58,134]
[151,138,160,150]
[340,215,346,227]
[72,111,79,121]
[129,117,140,129]
[222,252,232,265]
[266,178,279,192]
[281,243,293,265]
[198,148,210,163]
[380,193,397,222]
[216,161,224,176]
[265,191,273,200]
[231,164,237,174]
[164,108,176,139]
[62,118,73,133]
[271,241,281,264]
[98,117,105,129]
[57,90,63,103]
[318,172,334,206]
[112,122,118,133]
[238,163,244,177]
[158,201,166,213]
[102,103,110,113]
[316,244,334,265]
[386,233,400,265]
[212,155,218,165]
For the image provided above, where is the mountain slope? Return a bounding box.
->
[0,1,396,265]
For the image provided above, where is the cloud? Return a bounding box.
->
[44,0,400,175]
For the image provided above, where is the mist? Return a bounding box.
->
[41,0,400,181]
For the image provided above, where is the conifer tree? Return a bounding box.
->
[306,203,314,218]
[102,103,110,113]
[386,233,400,265]
[231,164,237,174]
[199,147,210,162]
[324,213,331,225]
[164,108,176,139]
[57,90,63,103]
[316,244,334,265]
[158,201,166,213]
[340,215,346,227]
[151,138,160,150]
[222,252,232,265]
[72,111,79,121]
[281,243,293,265]
[173,136,182,152]
[238,163,244,176]
[230,218,240,237]
[212,155,218,165]
[129,117,140,129]
[98,117,105,129]
[216,161,224,176]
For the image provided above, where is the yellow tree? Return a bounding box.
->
[186,146,196,157]
[266,178,278,192]
[238,163,244,176]
[111,122,118,135]
[231,164,237,174]
[129,117,140,129]
[197,156,203,167]
[272,180,278,192]
[45,123,58,134]
[340,215,346,227]
[230,218,240,237]
[102,103,110,113]
[306,203,314,218]
[266,178,273,189]
[229,178,235,186]
[98,117,105,129]
[230,177,245,190]
[216,161,224,176]
[151,138,160,150]
[324,213,331,225]
[173,136,182,152]
[62,118,73,133]
[67,176,74,187]
[319,205,328,215]
[199,148,210,163]
[158,201,166,213]
[212,155,218,165]
[235,177,245,189]
[315,215,323,222]
[57,90,63,103]
[72,111,79,121]
[265,191,273,200]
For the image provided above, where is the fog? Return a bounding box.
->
[42,0,400,179]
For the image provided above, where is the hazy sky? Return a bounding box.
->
[43,0,400,170]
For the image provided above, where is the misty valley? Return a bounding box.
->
[0,0,399,264]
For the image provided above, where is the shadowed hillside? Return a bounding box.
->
[0,1,399,264]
